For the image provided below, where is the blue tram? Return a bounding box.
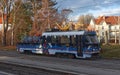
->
[17,30,101,58]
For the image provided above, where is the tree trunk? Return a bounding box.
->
[11,8,15,46]
[1,11,7,46]
[2,31,7,46]
[11,30,14,45]
[104,31,108,45]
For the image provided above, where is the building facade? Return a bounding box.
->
[0,15,11,31]
[89,16,120,44]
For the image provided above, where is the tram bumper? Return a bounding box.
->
[83,51,100,58]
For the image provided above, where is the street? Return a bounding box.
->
[0,71,14,75]
[0,50,120,75]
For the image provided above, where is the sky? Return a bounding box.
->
[55,0,120,21]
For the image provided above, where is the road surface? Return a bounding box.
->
[0,71,14,75]
[0,50,120,75]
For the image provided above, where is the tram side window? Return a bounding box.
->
[46,36,51,43]
[41,36,46,44]
[50,36,60,45]
[60,36,70,46]
[84,36,89,43]
[51,36,56,45]
[71,36,76,47]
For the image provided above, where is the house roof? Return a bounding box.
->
[0,14,11,24]
[0,15,4,24]
[0,14,2,24]
[0,17,2,24]
[95,16,120,25]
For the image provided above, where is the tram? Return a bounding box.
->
[41,30,101,58]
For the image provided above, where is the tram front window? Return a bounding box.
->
[84,35,100,52]
[85,35,99,44]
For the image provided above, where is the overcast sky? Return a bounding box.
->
[55,0,120,21]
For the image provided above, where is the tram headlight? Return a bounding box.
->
[93,49,95,51]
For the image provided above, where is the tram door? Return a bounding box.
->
[76,35,83,56]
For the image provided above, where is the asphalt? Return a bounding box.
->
[0,56,120,75]
[0,71,14,75]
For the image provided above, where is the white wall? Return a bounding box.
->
[0,24,11,31]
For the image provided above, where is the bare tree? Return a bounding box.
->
[77,14,94,30]
[61,9,73,22]
[84,14,94,25]
[13,1,33,44]
[10,0,22,45]
[36,0,57,33]
[0,0,13,46]
[26,0,42,36]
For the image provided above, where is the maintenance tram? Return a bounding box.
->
[17,30,101,58]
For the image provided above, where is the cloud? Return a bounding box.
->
[68,15,80,21]
[103,0,112,4]
[55,0,120,21]
[69,6,120,21]
[56,0,94,10]
[89,7,120,17]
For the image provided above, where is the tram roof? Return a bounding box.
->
[42,30,86,36]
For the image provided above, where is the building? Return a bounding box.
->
[89,16,120,44]
[0,14,11,31]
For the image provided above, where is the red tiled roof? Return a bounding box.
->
[0,14,2,24]
[95,16,120,25]
[0,15,4,24]
[0,17,2,24]
[0,14,11,24]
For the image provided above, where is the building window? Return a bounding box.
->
[102,26,104,30]
[102,32,104,36]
